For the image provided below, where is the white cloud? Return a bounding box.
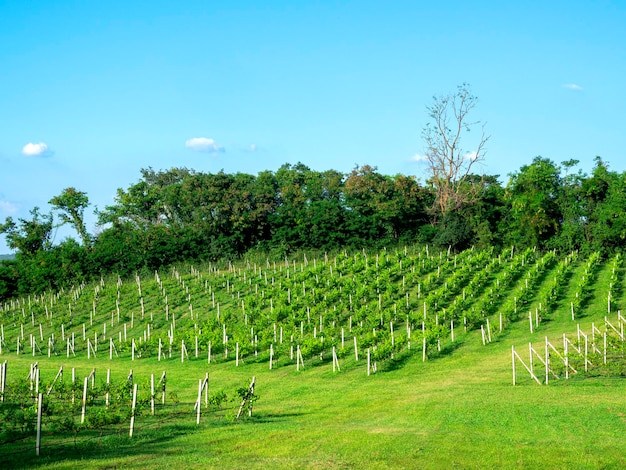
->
[21,142,50,156]
[185,137,224,153]
[409,153,428,162]
[464,151,478,161]
[563,83,583,91]
[0,200,18,215]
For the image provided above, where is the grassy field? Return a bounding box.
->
[1,248,626,469]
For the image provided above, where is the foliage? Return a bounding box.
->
[49,187,92,248]
[2,156,626,301]
[0,207,53,256]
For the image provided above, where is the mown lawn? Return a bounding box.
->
[3,315,625,470]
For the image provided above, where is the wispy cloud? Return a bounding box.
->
[21,142,52,157]
[563,83,583,91]
[0,200,18,215]
[185,137,224,153]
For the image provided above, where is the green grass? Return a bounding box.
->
[4,325,626,468]
[2,249,626,469]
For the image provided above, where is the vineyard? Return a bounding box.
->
[1,245,626,468]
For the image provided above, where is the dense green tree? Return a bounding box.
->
[299,168,347,250]
[583,157,626,253]
[343,165,395,245]
[98,167,195,227]
[271,163,310,249]
[0,207,54,256]
[433,174,505,251]
[384,174,432,243]
[90,221,144,276]
[505,157,562,249]
[550,159,586,253]
[270,163,350,250]
[0,259,18,301]
[49,187,92,247]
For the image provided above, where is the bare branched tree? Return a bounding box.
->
[421,83,489,219]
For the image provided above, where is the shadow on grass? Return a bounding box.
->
[249,411,308,424]
[378,337,467,373]
[0,420,197,469]
[0,409,303,469]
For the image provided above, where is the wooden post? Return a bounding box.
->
[0,361,6,402]
[297,345,304,371]
[36,392,43,456]
[236,376,256,419]
[106,369,111,407]
[129,383,138,437]
[367,348,371,376]
[332,346,340,372]
[81,377,88,423]
[602,330,607,364]
[161,371,166,404]
[151,374,155,415]
[564,334,569,380]
[196,379,203,424]
[545,336,550,385]
[354,336,358,361]
[512,345,516,385]
[407,322,411,350]
[269,344,273,370]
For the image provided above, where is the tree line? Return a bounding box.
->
[1,155,625,301]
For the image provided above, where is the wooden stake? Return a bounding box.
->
[129,383,138,437]
[81,377,88,423]
[36,392,43,456]
[151,374,155,415]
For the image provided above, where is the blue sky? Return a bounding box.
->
[1,0,625,253]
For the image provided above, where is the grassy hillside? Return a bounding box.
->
[1,246,625,468]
